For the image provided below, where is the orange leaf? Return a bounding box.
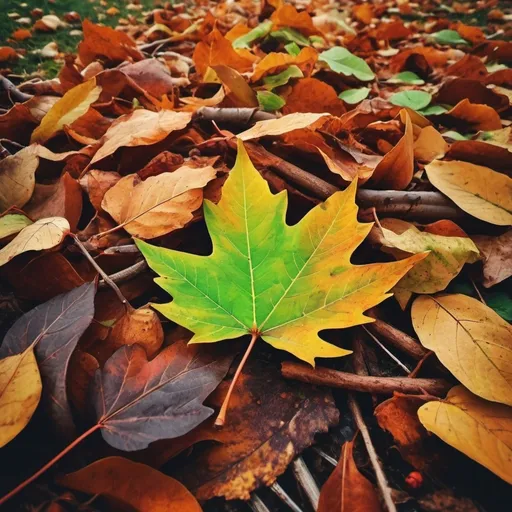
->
[270,3,320,36]
[444,99,502,131]
[11,29,31,41]
[251,47,317,82]
[0,47,19,63]
[353,3,374,25]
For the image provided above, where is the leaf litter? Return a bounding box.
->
[0,0,511,511]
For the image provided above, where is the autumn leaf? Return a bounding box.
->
[91,341,232,451]
[418,386,512,484]
[425,160,512,225]
[251,47,318,82]
[318,440,382,512]
[0,348,42,448]
[412,294,512,407]
[473,230,512,287]
[270,3,320,36]
[59,457,202,512]
[0,282,95,435]
[0,217,70,267]
[101,165,217,239]
[30,79,101,144]
[0,213,32,239]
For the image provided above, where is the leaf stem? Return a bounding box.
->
[215,332,258,427]
[0,424,102,507]
[71,235,128,306]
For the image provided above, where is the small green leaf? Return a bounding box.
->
[390,90,432,110]
[257,91,286,112]
[486,292,512,322]
[263,66,303,90]
[233,21,273,49]
[338,87,371,104]
[442,130,469,141]
[431,29,470,46]
[486,62,508,73]
[309,35,325,45]
[0,214,32,239]
[270,27,310,47]
[418,104,448,116]
[387,71,425,85]
[319,47,375,81]
[285,42,301,56]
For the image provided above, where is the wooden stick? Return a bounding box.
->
[270,483,304,512]
[250,494,272,512]
[0,74,33,103]
[98,260,148,288]
[281,362,450,396]
[292,457,320,510]
[196,107,276,124]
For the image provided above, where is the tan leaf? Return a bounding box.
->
[79,170,121,211]
[418,386,512,484]
[31,78,101,144]
[425,160,512,225]
[0,145,39,210]
[102,165,217,239]
[318,440,382,512]
[413,126,449,163]
[412,294,512,406]
[59,457,202,512]
[0,217,69,267]
[237,112,328,141]
[472,230,512,287]
[368,109,414,189]
[212,65,258,107]
[0,348,42,447]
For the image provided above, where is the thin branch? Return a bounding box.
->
[470,277,487,305]
[72,235,128,306]
[348,395,397,512]
[270,483,304,512]
[362,326,411,374]
[98,260,148,288]
[196,107,276,124]
[0,74,33,103]
[215,332,258,427]
[292,457,320,510]
[104,244,140,254]
[250,494,272,512]
[281,362,451,396]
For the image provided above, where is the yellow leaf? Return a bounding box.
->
[251,47,317,82]
[412,294,512,406]
[238,112,328,141]
[90,110,192,166]
[376,218,480,294]
[413,126,449,163]
[425,160,512,226]
[0,217,69,267]
[212,65,258,107]
[0,348,42,447]
[31,79,101,144]
[101,165,217,239]
[418,386,512,484]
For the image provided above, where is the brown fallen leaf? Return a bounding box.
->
[0,47,19,63]
[318,440,382,512]
[30,78,101,144]
[89,109,192,166]
[413,125,449,163]
[59,457,202,512]
[120,59,179,99]
[212,65,258,108]
[101,164,216,239]
[175,358,339,500]
[270,3,320,36]
[443,99,502,132]
[79,170,121,211]
[0,217,69,267]
[472,230,512,288]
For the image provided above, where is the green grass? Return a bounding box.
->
[1,0,157,78]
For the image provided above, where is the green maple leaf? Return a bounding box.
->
[137,141,423,366]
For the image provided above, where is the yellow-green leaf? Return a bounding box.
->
[412,294,512,406]
[0,214,32,239]
[418,386,512,484]
[137,140,424,365]
[425,160,512,226]
[31,78,101,144]
[0,348,42,447]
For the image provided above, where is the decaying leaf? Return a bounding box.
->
[318,440,382,512]
[0,348,42,448]
[473,231,512,288]
[0,217,69,267]
[412,294,512,407]
[425,160,512,226]
[418,386,512,484]
[60,457,202,512]
[101,165,217,239]
[137,141,424,365]
[0,282,95,435]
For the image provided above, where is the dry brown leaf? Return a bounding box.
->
[353,3,374,25]
[79,170,121,210]
[102,165,217,239]
[318,440,382,512]
[413,125,449,163]
[425,160,512,225]
[472,230,512,288]
[444,99,502,132]
[412,294,512,406]
[368,110,413,189]
[270,3,320,36]
[0,47,19,63]
[89,109,192,166]
[418,386,512,484]
[120,59,178,99]
[251,47,318,82]
[212,65,258,107]
[0,217,69,267]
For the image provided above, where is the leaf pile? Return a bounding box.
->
[0,1,511,511]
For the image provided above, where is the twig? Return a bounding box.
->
[470,277,487,305]
[98,260,148,288]
[312,447,337,467]
[362,326,411,374]
[104,244,140,254]
[196,107,276,124]
[250,494,272,512]
[0,74,33,103]
[281,362,451,396]
[348,395,397,512]
[270,483,304,512]
[292,457,320,510]
[365,317,427,360]
[156,51,194,64]
[72,235,128,306]
[215,333,258,427]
